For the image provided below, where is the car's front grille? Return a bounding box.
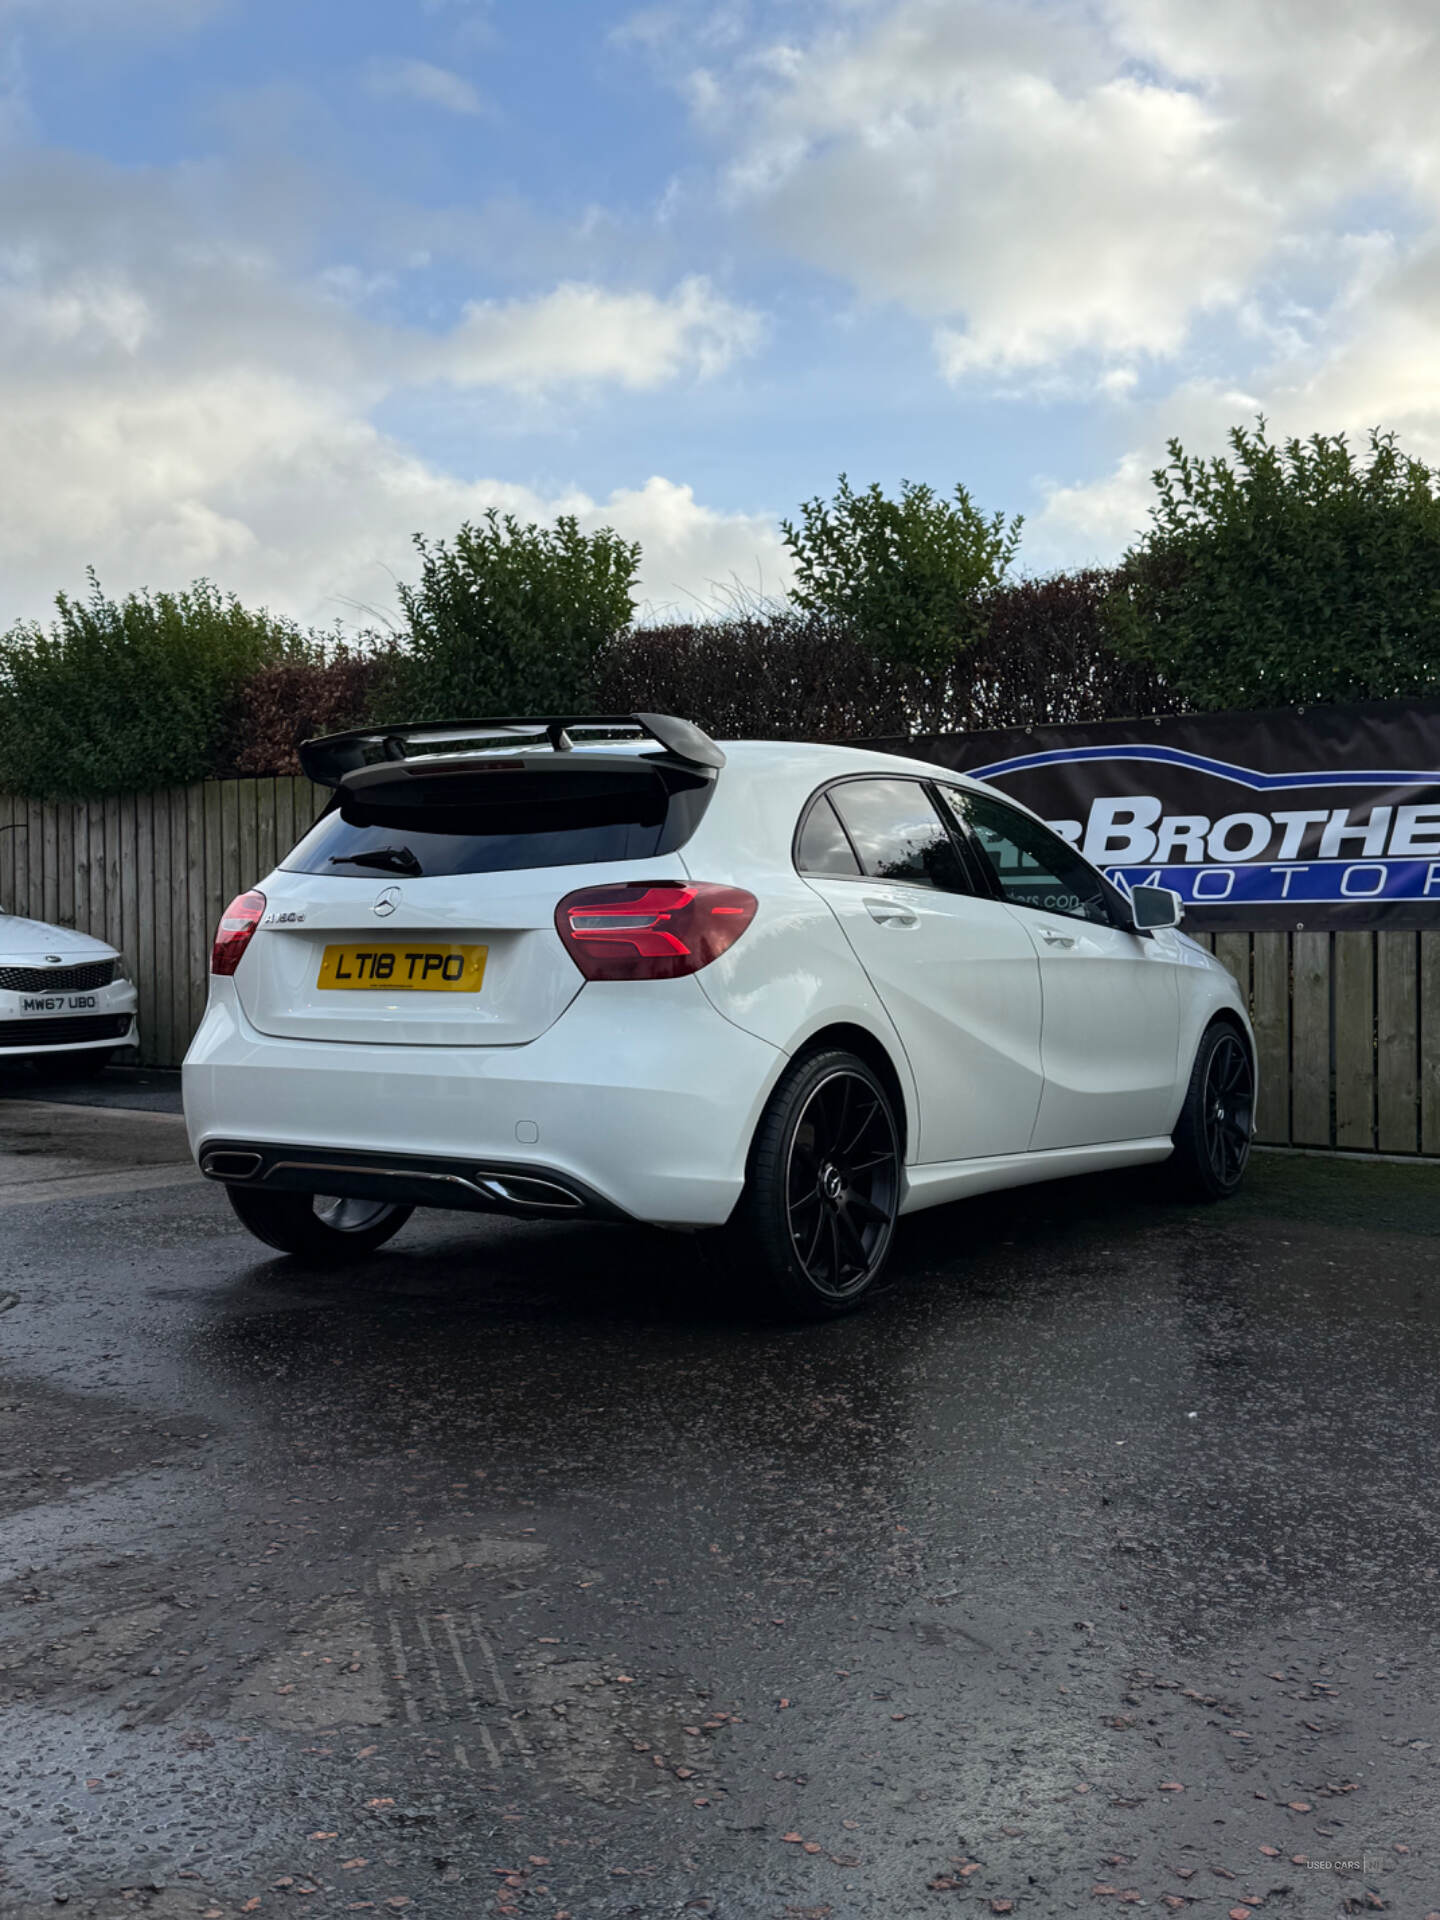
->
[0,959,117,993]
[0,1014,132,1047]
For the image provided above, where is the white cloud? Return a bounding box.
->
[362,55,486,118]
[687,1,1273,371]
[606,477,791,617]
[1032,228,1440,568]
[439,277,762,389]
[1030,451,1159,567]
[670,0,1440,383]
[628,0,1440,575]
[0,158,774,628]
[0,359,791,628]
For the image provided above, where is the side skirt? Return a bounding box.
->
[899,1137,1174,1216]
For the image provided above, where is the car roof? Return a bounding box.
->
[681,738,999,868]
[716,738,985,785]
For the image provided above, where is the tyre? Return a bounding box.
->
[226,1185,413,1259]
[37,1049,113,1081]
[1170,1021,1255,1200]
[726,1048,902,1317]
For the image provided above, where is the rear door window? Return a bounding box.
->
[826,779,971,893]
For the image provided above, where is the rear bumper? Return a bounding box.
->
[183,975,785,1227]
[197,1139,634,1222]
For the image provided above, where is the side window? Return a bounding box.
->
[795,793,861,877]
[940,787,1114,925]
[828,779,971,893]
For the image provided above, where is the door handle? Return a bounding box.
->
[864,897,919,929]
[1040,927,1076,948]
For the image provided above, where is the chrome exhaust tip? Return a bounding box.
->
[200,1149,264,1181]
[477,1173,584,1211]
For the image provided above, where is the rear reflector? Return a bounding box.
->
[211,890,266,976]
[555,881,757,981]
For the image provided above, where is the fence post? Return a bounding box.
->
[1251,931,1290,1144]
[1291,932,1333,1147]
[1377,931,1421,1155]
[1333,933,1377,1152]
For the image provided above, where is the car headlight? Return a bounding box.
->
[112,951,133,983]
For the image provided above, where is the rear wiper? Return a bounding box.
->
[328,846,423,877]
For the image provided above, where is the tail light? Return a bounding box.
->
[555,881,758,981]
[211,890,266,976]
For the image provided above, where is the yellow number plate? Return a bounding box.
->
[317,943,488,992]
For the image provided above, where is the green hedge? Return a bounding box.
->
[7,427,1440,801]
[1110,423,1440,708]
[0,574,312,802]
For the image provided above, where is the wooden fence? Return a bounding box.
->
[0,777,326,1078]
[1,779,1438,1158]
[1189,930,1440,1158]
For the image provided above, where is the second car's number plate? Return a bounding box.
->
[316,943,488,992]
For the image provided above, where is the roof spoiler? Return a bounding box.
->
[298,713,727,790]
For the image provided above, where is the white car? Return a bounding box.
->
[0,910,138,1076]
[183,714,1255,1313]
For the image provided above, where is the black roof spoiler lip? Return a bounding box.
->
[298,712,726,790]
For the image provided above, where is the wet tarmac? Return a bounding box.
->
[2,1082,1439,1918]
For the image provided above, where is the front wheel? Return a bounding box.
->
[1170,1022,1254,1200]
[725,1049,902,1317]
[226,1185,413,1259]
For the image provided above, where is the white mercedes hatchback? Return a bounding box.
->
[184,714,1255,1313]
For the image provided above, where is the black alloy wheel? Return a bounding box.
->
[226,1184,414,1258]
[1171,1022,1254,1200]
[313,1195,401,1235]
[1202,1030,1254,1189]
[785,1068,900,1299]
[727,1048,902,1315]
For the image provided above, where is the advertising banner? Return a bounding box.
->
[892,699,1440,930]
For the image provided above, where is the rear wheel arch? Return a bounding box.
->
[723,1042,904,1316]
[788,1022,911,1162]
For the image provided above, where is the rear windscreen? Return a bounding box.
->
[282,767,712,878]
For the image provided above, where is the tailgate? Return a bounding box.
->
[231,733,718,1046]
[234,863,688,1047]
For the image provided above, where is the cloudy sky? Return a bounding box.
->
[1,0,1438,628]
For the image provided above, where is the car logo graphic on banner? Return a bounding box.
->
[905,698,1440,930]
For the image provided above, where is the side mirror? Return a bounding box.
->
[1130,884,1184,931]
